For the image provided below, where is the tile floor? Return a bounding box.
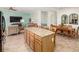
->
[55,34,79,52]
[3,33,79,52]
[4,33,33,52]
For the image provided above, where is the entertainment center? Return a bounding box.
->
[8,16,23,35]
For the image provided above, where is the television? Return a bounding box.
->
[10,16,22,23]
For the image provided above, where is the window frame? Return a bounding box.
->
[69,13,78,25]
[61,14,68,24]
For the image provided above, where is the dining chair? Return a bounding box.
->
[76,27,79,39]
[50,25,57,47]
[70,27,79,39]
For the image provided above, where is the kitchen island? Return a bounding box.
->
[24,27,55,52]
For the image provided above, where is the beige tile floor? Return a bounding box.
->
[3,33,79,52]
[55,34,79,52]
[4,33,33,52]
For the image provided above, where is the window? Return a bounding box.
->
[61,14,68,24]
[69,13,78,24]
[41,11,48,26]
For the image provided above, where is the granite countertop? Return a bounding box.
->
[25,27,55,37]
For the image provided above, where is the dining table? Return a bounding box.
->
[56,25,75,37]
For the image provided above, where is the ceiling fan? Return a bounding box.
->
[9,7,16,11]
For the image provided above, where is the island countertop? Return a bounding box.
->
[25,27,55,37]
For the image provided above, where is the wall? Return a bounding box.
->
[57,8,79,29]
[31,10,57,27]
[48,11,57,27]
[0,8,31,34]
[31,11,41,26]
[41,11,48,25]
[0,8,31,26]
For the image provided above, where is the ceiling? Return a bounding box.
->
[4,7,79,13]
[4,7,62,13]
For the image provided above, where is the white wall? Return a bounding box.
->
[57,7,79,24]
[57,8,79,29]
[48,11,57,28]
[31,8,79,29]
[31,10,57,28]
[31,10,41,26]
[50,11,57,25]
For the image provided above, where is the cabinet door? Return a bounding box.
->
[24,29,26,41]
[30,36,34,50]
[26,31,30,45]
[35,39,42,52]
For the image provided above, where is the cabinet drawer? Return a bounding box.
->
[35,35,41,41]
[24,30,26,40]
[35,40,42,52]
[35,38,41,45]
[26,30,29,34]
[29,35,35,50]
[26,38,30,45]
[26,30,29,38]
[26,33,29,40]
[30,40,34,50]
[30,32,34,36]
[26,31,30,45]
[30,36,34,41]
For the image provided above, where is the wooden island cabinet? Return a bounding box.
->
[24,27,55,52]
[29,32,35,50]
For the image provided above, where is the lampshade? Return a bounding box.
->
[20,19,24,23]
